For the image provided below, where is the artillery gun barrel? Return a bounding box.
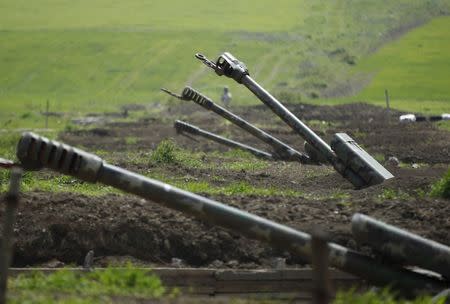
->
[195,52,394,189]
[16,132,446,293]
[174,120,273,160]
[163,87,309,163]
[352,213,450,279]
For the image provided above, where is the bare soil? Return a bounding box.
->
[2,102,449,268]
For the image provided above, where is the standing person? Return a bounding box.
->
[221,86,232,108]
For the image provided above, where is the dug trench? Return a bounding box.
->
[1,102,449,268]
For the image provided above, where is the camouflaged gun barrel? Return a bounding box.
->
[165,86,309,163]
[174,120,273,160]
[15,132,446,293]
[352,213,450,279]
[195,52,394,189]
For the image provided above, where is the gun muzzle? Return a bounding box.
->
[17,132,103,182]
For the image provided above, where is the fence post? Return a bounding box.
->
[311,228,333,304]
[45,100,49,129]
[384,89,391,123]
[0,168,23,304]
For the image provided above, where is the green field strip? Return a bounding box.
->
[0,0,449,128]
[355,16,450,105]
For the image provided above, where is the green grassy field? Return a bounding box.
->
[0,0,449,129]
[353,16,450,113]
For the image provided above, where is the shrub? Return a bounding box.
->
[430,168,450,199]
[150,139,178,164]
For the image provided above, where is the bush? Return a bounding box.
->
[334,288,444,304]
[430,168,450,199]
[9,264,166,302]
[150,139,178,164]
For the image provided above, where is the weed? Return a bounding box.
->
[220,181,304,197]
[8,265,166,303]
[125,136,138,145]
[221,149,257,159]
[0,170,119,196]
[430,167,450,199]
[150,139,178,164]
[372,153,385,163]
[329,191,351,201]
[378,188,411,201]
[333,288,445,304]
[64,123,82,133]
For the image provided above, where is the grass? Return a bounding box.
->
[150,139,179,164]
[0,170,119,196]
[334,288,445,304]
[7,265,168,303]
[7,268,446,303]
[144,172,305,198]
[1,0,449,130]
[378,188,412,201]
[0,135,277,197]
[430,167,450,199]
[352,16,450,114]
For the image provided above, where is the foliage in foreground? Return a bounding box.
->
[8,266,168,303]
[334,288,445,304]
[7,269,448,304]
[150,139,179,164]
[430,167,450,199]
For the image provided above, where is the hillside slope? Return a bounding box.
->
[0,0,448,128]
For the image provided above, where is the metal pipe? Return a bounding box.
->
[241,76,335,161]
[174,120,273,160]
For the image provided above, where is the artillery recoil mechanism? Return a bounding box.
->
[195,52,394,189]
[162,87,309,163]
[174,120,273,159]
[14,132,447,294]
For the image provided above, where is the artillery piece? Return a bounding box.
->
[162,87,309,163]
[195,52,394,189]
[174,120,273,160]
[13,132,447,294]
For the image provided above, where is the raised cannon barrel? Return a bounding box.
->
[195,52,394,189]
[15,132,446,294]
[162,87,309,163]
[352,213,450,279]
[174,120,273,160]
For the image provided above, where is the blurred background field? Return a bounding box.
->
[0,0,449,130]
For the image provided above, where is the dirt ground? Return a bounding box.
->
[2,102,449,268]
